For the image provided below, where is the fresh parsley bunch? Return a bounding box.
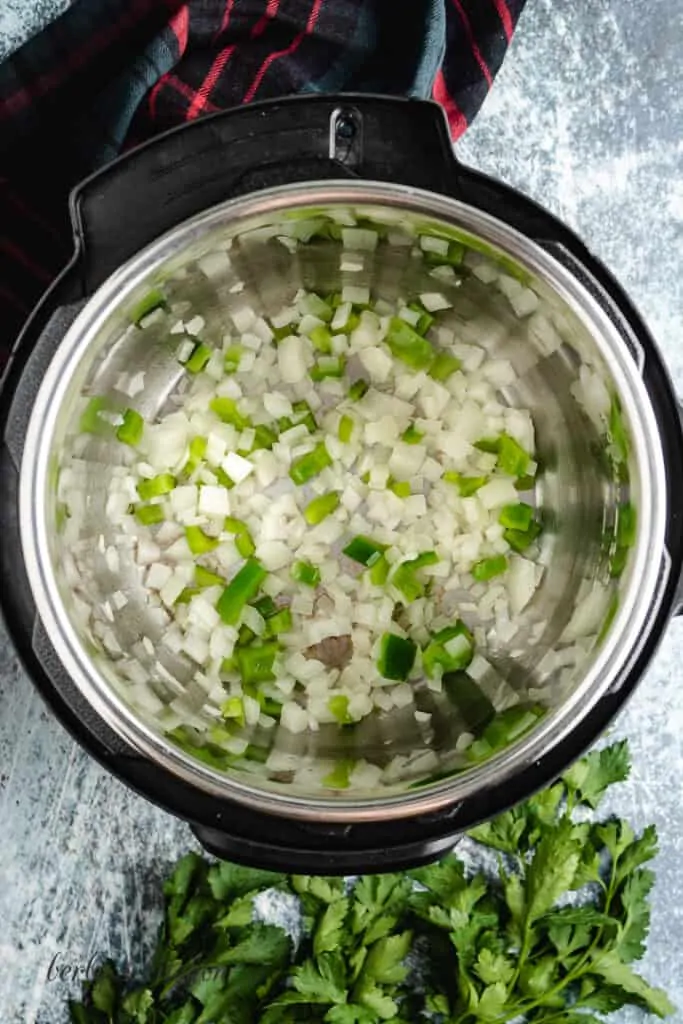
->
[69,740,675,1024]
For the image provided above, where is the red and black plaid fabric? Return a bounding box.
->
[0,0,526,360]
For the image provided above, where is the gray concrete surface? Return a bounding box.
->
[1,0,682,1020]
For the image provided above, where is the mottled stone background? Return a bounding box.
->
[1,1,681,1021]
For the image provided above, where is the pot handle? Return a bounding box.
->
[70,94,460,292]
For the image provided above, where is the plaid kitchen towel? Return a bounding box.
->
[0,0,526,359]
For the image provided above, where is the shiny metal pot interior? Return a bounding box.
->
[19,181,667,823]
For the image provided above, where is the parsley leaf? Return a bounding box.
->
[589,950,675,1017]
[563,739,631,809]
[67,740,674,1024]
[525,816,582,922]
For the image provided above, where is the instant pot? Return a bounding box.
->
[2,94,682,873]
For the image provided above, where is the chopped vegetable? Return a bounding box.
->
[80,396,116,435]
[497,433,530,477]
[224,344,243,372]
[235,640,278,684]
[130,288,166,324]
[195,565,224,587]
[184,341,212,374]
[338,414,354,443]
[423,621,474,677]
[498,501,534,531]
[291,561,320,588]
[443,471,488,496]
[385,316,434,370]
[377,633,417,681]
[388,479,411,498]
[401,423,424,444]
[504,519,542,552]
[471,554,508,581]
[407,300,435,334]
[322,759,353,789]
[221,696,245,728]
[304,492,340,525]
[392,551,438,601]
[216,559,267,625]
[183,435,208,475]
[289,442,332,485]
[252,595,278,619]
[116,408,144,447]
[185,525,219,555]
[328,694,353,725]
[224,518,257,558]
[309,355,345,381]
[137,473,176,501]
[369,554,390,585]
[429,352,461,381]
[209,396,250,429]
[348,378,369,400]
[309,325,333,353]
[265,607,292,636]
[134,504,164,526]
[342,535,387,567]
[474,437,501,454]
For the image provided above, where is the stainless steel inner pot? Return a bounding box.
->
[19,181,667,823]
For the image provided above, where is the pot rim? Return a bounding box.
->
[19,179,669,822]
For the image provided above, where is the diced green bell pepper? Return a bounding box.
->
[224,345,243,373]
[343,535,387,567]
[328,694,353,725]
[443,471,488,497]
[134,504,164,526]
[497,434,530,477]
[291,561,320,588]
[221,696,245,728]
[116,408,144,447]
[407,301,435,335]
[195,565,225,587]
[388,479,411,498]
[131,288,166,325]
[348,379,369,401]
[471,554,508,581]
[185,525,219,555]
[137,473,176,501]
[251,595,278,619]
[498,502,534,531]
[216,559,267,625]
[209,397,251,429]
[369,554,390,586]
[322,760,354,790]
[392,552,438,601]
[423,622,474,677]
[266,608,292,637]
[289,443,332,485]
[386,317,434,371]
[310,355,345,381]
[309,325,333,353]
[185,342,212,374]
[401,423,424,445]
[377,633,417,681]
[304,492,340,525]
[429,352,461,381]
[183,435,208,475]
[235,640,278,684]
[338,415,354,443]
[504,520,542,553]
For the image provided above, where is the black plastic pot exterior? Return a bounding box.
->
[2,95,682,873]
